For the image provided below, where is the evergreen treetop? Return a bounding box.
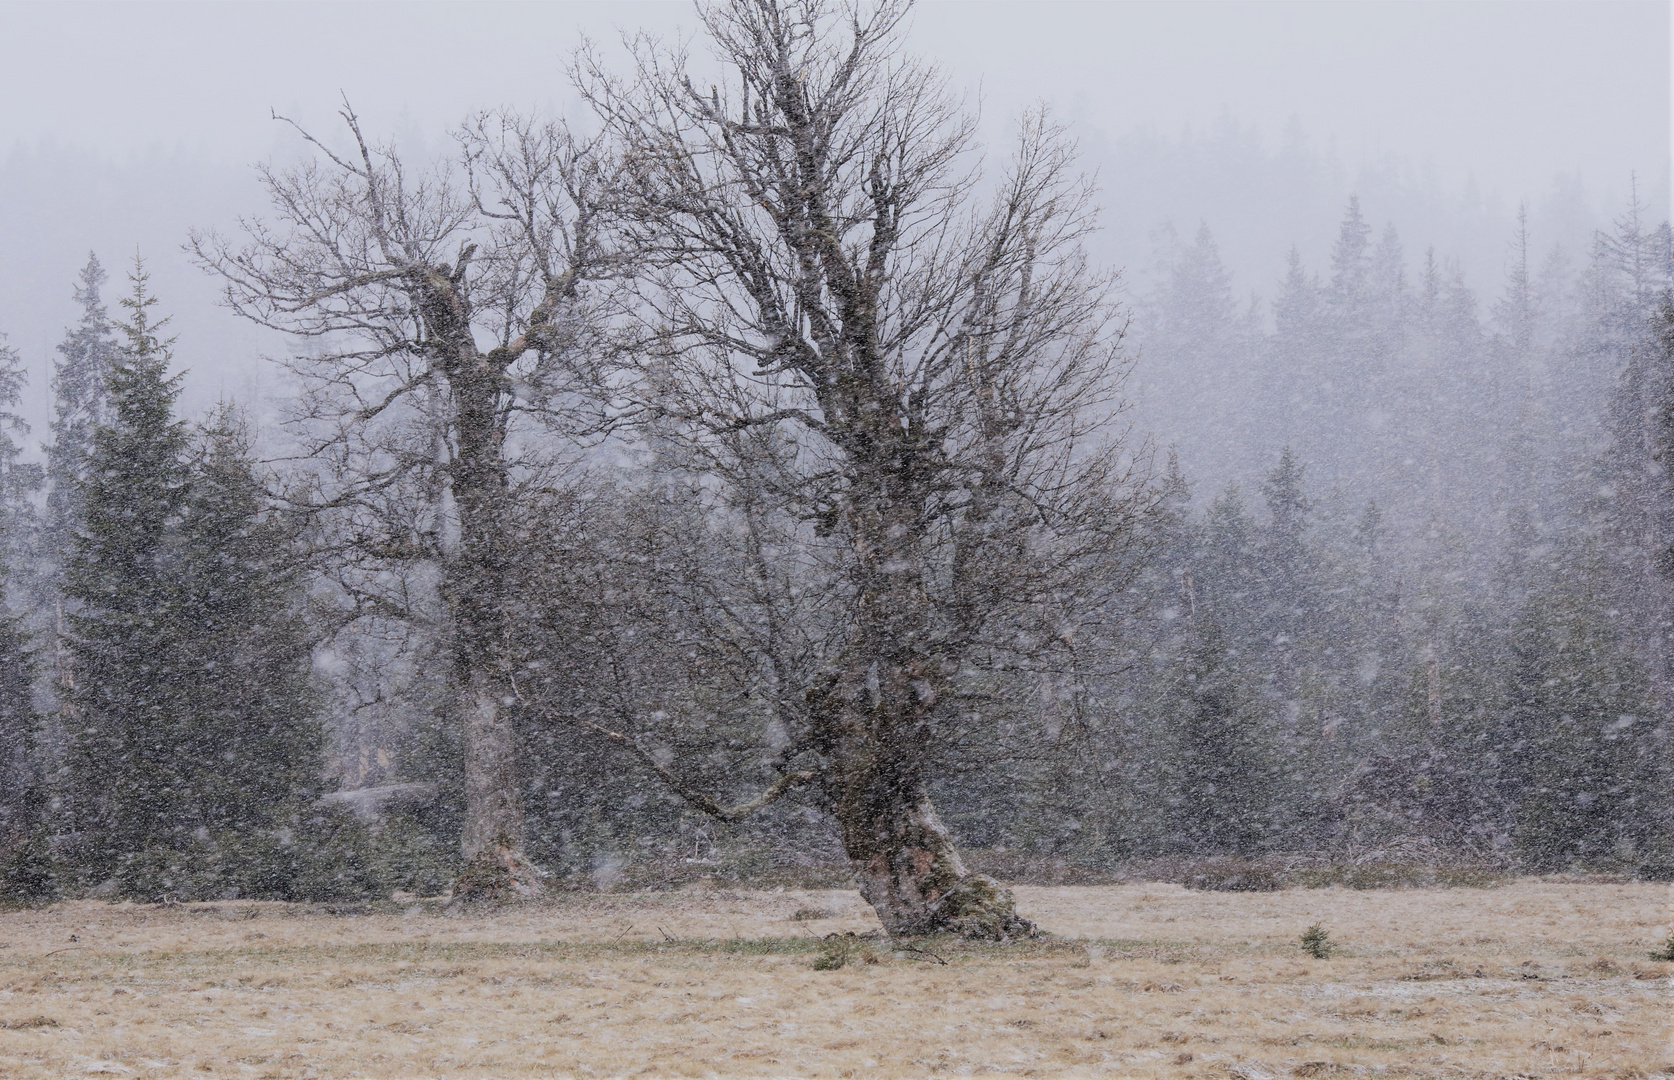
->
[0,334,43,570]
[65,261,190,620]
[45,253,120,560]
[1329,195,1373,303]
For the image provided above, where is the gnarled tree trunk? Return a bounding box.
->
[835,781,1032,939]
[811,499,1035,939]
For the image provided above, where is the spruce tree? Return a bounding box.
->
[0,333,42,582]
[173,409,323,837]
[1328,195,1373,307]
[45,254,120,567]
[14,258,122,875]
[1505,565,1659,871]
[0,332,44,880]
[1491,206,1536,353]
[1168,613,1269,855]
[1139,226,1256,485]
[62,264,325,893]
[0,578,34,842]
[0,586,54,901]
[1256,447,1315,693]
[61,265,194,880]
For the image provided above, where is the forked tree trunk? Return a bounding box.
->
[195,108,606,904]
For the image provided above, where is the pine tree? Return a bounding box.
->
[1587,210,1674,753]
[1364,222,1409,367]
[1198,485,1255,603]
[19,257,123,866]
[1596,177,1673,317]
[1328,195,1373,308]
[45,254,120,567]
[1492,205,1536,352]
[0,331,44,886]
[0,583,54,900]
[1261,447,1310,551]
[1370,224,1408,321]
[1167,613,1270,855]
[0,578,33,840]
[1654,295,1674,584]
[1504,564,1660,871]
[1135,224,1259,491]
[1156,222,1240,343]
[1274,246,1320,342]
[1256,447,1315,692]
[61,263,194,880]
[62,265,325,894]
[172,409,323,837]
[0,333,42,581]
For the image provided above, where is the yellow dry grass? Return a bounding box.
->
[0,880,1668,1078]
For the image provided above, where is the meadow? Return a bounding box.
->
[0,880,1668,1078]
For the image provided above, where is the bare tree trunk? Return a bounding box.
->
[448,350,542,900]
[832,776,1032,938]
[810,493,1035,938]
[813,674,1037,938]
[194,104,617,904]
[454,672,540,897]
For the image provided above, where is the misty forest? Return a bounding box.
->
[0,0,1670,948]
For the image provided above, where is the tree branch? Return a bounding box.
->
[510,678,818,824]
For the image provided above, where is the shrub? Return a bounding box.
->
[1301,924,1335,959]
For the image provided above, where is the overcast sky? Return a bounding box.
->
[2,1,1666,195]
[0,1,1669,432]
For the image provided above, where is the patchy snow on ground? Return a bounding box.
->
[0,880,1667,1078]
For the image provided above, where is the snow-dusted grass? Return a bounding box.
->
[0,881,1667,1077]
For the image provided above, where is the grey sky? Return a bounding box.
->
[0,1,1668,435]
[3,1,1665,196]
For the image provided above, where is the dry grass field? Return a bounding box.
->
[0,880,1668,1078]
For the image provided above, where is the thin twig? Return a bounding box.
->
[897,942,949,965]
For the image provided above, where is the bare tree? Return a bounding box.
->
[573,0,1149,936]
[192,104,621,898]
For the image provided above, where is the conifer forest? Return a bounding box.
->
[0,0,1669,948]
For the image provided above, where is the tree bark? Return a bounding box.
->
[811,530,1035,941]
[580,0,1127,937]
[453,672,541,899]
[446,345,542,900]
[833,781,1033,939]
